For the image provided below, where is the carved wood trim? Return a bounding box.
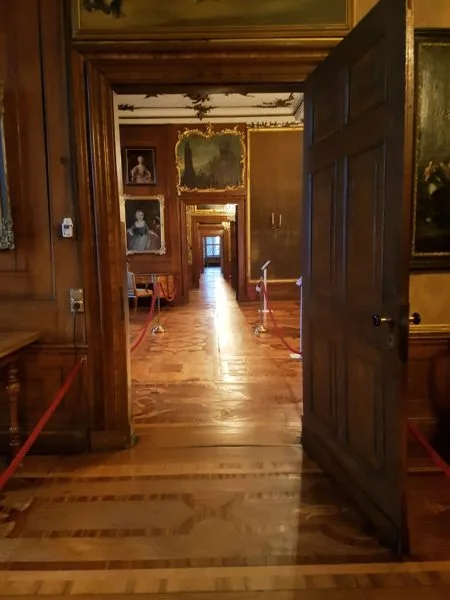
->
[86,63,130,434]
[70,51,101,431]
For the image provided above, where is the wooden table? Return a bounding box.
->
[0,331,40,459]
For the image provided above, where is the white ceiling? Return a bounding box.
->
[115,92,304,125]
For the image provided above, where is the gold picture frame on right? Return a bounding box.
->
[411,36,450,271]
[0,81,14,250]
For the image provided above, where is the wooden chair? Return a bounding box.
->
[127,271,153,312]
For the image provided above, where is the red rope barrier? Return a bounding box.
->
[130,289,157,353]
[407,421,450,478]
[0,358,85,492]
[261,284,302,356]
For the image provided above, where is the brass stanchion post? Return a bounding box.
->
[254,277,267,335]
[254,260,270,335]
[152,275,166,334]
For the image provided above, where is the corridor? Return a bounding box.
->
[1,268,450,598]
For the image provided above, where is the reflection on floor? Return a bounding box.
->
[0,267,449,598]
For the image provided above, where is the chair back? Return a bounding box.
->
[127,270,137,298]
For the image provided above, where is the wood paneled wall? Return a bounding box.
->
[408,333,450,460]
[0,0,87,452]
[121,124,304,302]
[248,128,303,300]
[120,125,185,298]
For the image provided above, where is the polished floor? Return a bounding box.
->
[0,267,449,598]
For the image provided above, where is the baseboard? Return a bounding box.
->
[89,426,133,452]
[0,429,88,455]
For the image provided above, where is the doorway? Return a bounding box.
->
[184,202,241,296]
[70,0,441,559]
[203,234,222,267]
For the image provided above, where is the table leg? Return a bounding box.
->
[5,362,21,459]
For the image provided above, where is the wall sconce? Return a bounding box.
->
[270,212,282,237]
[225,204,236,222]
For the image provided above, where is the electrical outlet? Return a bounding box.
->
[70,288,85,313]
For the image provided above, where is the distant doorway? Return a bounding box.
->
[203,235,222,268]
[183,199,245,299]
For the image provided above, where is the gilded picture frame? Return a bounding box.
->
[411,36,450,271]
[72,0,351,41]
[124,194,166,255]
[175,125,246,194]
[124,147,157,186]
[0,81,14,250]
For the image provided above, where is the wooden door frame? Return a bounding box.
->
[69,42,330,449]
[184,200,245,297]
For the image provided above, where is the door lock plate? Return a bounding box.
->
[70,288,85,313]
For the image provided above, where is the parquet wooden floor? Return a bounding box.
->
[0,267,449,598]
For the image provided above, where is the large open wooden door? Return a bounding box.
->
[302,0,415,553]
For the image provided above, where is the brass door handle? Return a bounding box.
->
[408,312,421,325]
[372,314,393,327]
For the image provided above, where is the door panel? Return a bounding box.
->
[302,0,414,553]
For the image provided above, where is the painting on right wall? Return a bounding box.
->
[411,37,450,271]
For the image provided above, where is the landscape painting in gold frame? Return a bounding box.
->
[73,0,351,40]
[175,126,246,194]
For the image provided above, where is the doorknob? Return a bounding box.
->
[409,312,421,325]
[372,314,393,327]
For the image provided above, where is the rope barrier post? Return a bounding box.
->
[254,260,271,336]
[152,275,166,334]
[289,276,303,360]
[298,276,303,355]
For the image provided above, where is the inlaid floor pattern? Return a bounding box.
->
[0,267,449,598]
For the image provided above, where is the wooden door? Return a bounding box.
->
[302,0,414,553]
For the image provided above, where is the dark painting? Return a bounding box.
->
[176,129,245,192]
[127,0,348,29]
[412,40,450,270]
[76,0,350,39]
[0,82,14,250]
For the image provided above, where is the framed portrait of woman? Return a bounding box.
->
[125,148,157,185]
[124,195,166,255]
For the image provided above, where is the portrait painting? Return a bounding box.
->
[124,195,166,255]
[75,0,351,40]
[412,39,450,270]
[125,148,157,185]
[176,127,245,193]
[0,81,14,250]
